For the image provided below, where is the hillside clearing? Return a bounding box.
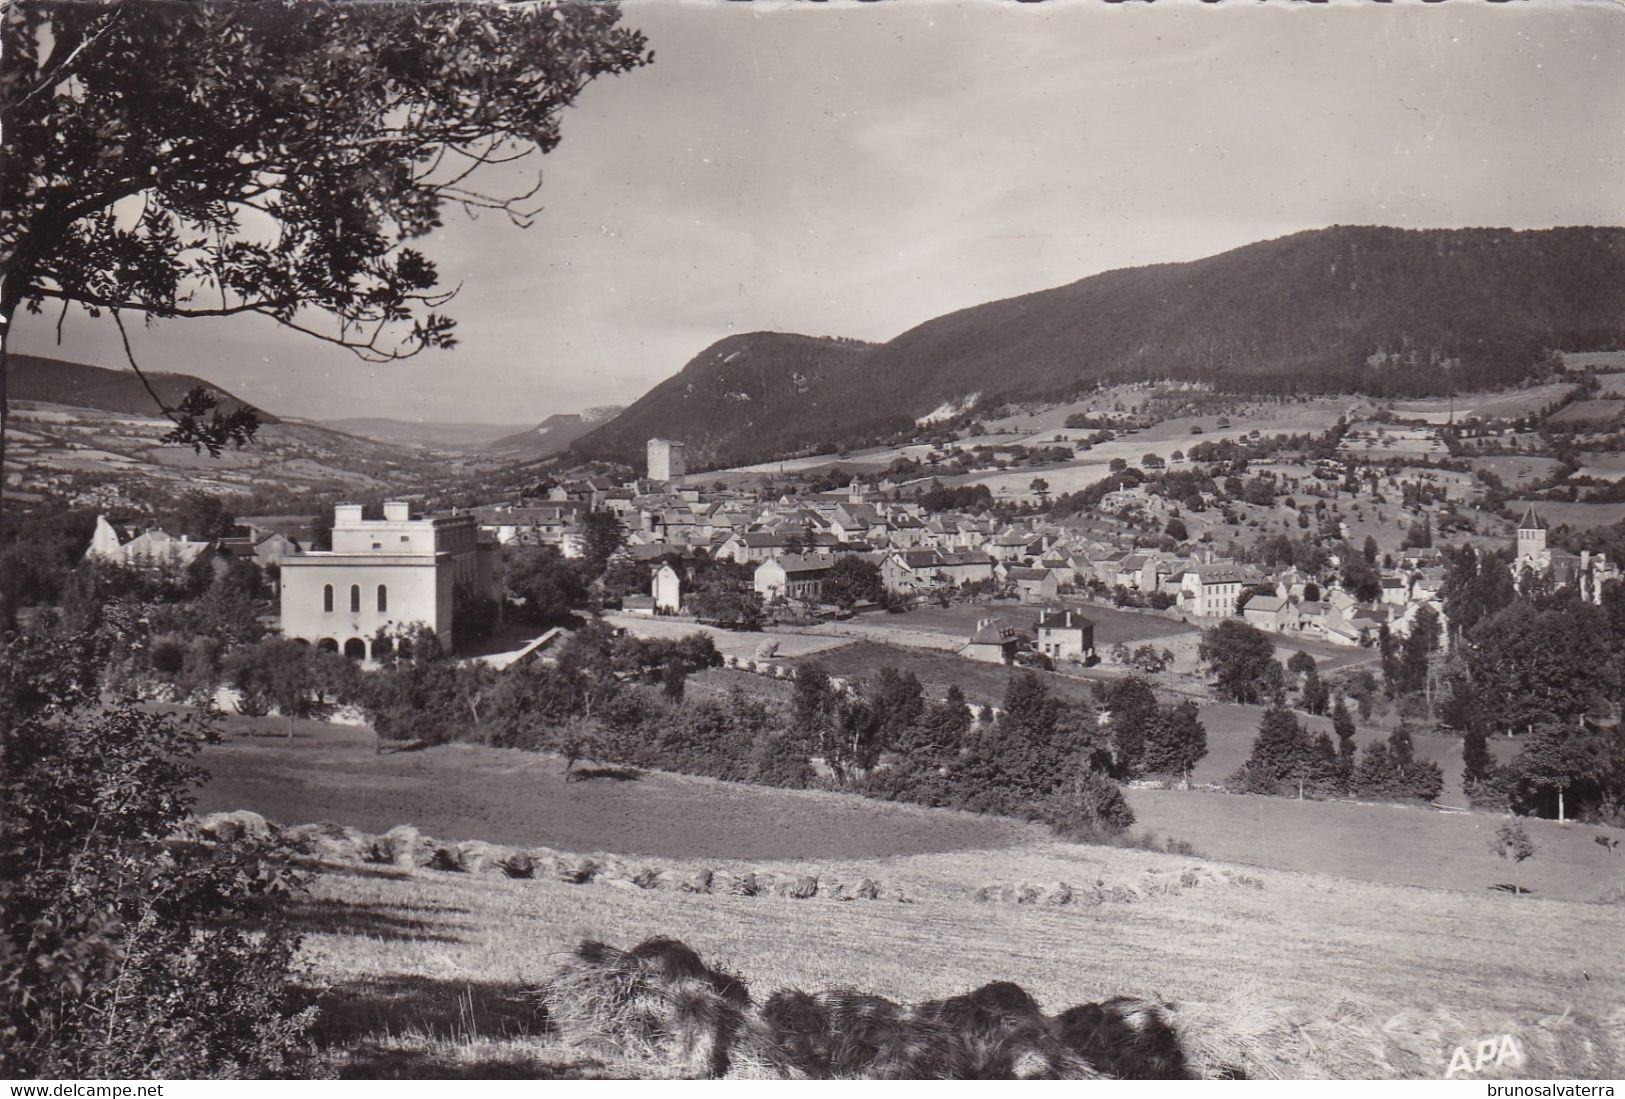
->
[200,716,1621,904]
[198,718,1028,862]
[294,822,1625,1078]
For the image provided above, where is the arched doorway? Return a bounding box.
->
[343,637,368,661]
[372,636,394,661]
[396,637,414,662]
[316,638,339,655]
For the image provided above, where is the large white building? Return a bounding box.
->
[279,502,500,659]
[646,437,688,483]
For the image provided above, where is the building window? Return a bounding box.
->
[377,584,388,613]
[350,584,361,613]
[323,584,333,613]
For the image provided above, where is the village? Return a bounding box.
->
[79,417,1619,693]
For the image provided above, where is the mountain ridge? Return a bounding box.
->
[570,225,1625,469]
[6,352,280,424]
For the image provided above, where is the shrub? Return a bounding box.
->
[2,622,321,1078]
[1034,770,1137,842]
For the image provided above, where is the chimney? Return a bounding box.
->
[383,500,411,522]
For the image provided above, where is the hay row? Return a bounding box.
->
[536,936,1625,1081]
[973,865,1265,908]
[192,810,908,904]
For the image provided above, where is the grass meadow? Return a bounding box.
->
[1510,499,1625,531]
[262,773,1625,1076]
[200,719,1614,903]
[189,716,1625,1077]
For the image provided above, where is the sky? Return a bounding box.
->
[14,1,1625,425]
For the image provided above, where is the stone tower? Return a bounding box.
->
[1516,503,1546,567]
[646,438,688,483]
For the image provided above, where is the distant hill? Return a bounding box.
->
[486,406,625,458]
[8,352,278,423]
[568,333,876,468]
[573,226,1625,468]
[320,417,535,451]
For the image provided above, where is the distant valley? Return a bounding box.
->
[486,406,625,458]
[318,417,538,451]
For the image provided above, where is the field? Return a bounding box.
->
[785,639,1100,706]
[714,394,1358,502]
[1388,385,1578,424]
[1469,454,1566,488]
[194,720,1625,1078]
[1510,499,1625,531]
[1547,399,1625,429]
[875,600,1196,646]
[199,718,1023,861]
[1576,453,1625,483]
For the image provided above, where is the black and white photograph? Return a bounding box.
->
[3,0,1625,1085]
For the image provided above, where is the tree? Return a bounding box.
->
[0,1,652,476]
[581,511,627,575]
[1198,619,1284,704]
[1300,670,1330,716]
[867,667,924,747]
[1397,604,1441,697]
[1512,723,1610,822]
[504,544,586,624]
[1462,600,1613,733]
[1462,729,1503,804]
[1164,516,1188,542]
[1036,768,1136,842]
[688,565,762,630]
[1235,703,1321,797]
[1492,818,1536,894]
[822,555,884,609]
[164,490,238,541]
[1402,515,1433,550]
[1331,696,1358,793]
[222,638,325,736]
[1029,477,1050,502]
[1105,676,1159,777]
[2,620,319,1077]
[1341,554,1383,603]
[1142,699,1208,784]
[1286,650,1317,683]
[661,658,687,702]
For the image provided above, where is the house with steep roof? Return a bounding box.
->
[652,563,684,613]
[1036,608,1095,663]
[87,515,214,572]
[1241,592,1291,633]
[961,616,1023,664]
[1007,565,1058,605]
[1177,563,1250,618]
[753,554,836,602]
[881,549,946,595]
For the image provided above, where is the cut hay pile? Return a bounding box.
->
[535,936,1625,1081]
[536,938,753,1078]
[199,811,905,904]
[973,865,1264,908]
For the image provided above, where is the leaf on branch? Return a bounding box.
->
[159,386,261,457]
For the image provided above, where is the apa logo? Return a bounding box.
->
[1445,1034,1524,1078]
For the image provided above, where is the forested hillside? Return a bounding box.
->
[573,226,1625,468]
